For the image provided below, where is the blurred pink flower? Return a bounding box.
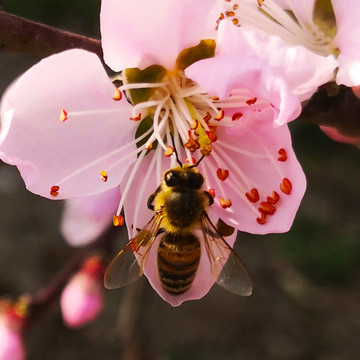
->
[60,257,104,327]
[320,125,360,147]
[0,0,311,304]
[0,302,26,360]
[221,0,360,87]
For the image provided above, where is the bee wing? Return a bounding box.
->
[104,214,163,289]
[201,214,252,296]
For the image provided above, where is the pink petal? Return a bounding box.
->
[100,0,222,71]
[185,43,301,127]
[198,109,306,235]
[320,125,360,146]
[214,21,336,102]
[0,49,137,199]
[60,187,121,246]
[0,320,24,360]
[272,0,316,23]
[60,272,103,328]
[332,0,360,86]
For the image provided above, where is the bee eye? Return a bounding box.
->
[189,173,204,189]
[165,171,179,187]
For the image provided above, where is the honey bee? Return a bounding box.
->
[104,154,252,296]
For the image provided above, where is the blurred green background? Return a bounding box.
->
[1,1,360,359]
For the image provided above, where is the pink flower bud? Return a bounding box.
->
[60,257,104,328]
[320,125,360,147]
[0,308,25,360]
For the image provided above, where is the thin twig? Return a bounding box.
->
[29,226,118,318]
[0,10,103,59]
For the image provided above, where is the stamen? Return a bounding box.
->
[220,198,232,209]
[60,109,67,122]
[258,201,276,215]
[130,113,142,121]
[165,146,174,157]
[214,109,224,121]
[246,188,260,203]
[100,170,108,182]
[185,157,196,165]
[208,188,215,199]
[216,168,229,181]
[231,112,243,121]
[256,213,267,225]
[50,185,60,197]
[280,178,292,195]
[277,148,288,162]
[113,214,124,227]
[267,191,280,204]
[112,88,122,101]
[246,97,257,105]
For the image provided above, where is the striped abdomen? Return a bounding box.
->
[157,232,200,295]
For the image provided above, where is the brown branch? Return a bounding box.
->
[29,226,118,319]
[299,85,360,137]
[0,10,102,58]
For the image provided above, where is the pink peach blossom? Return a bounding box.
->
[320,125,360,146]
[0,307,25,360]
[60,257,104,327]
[221,0,360,86]
[0,0,310,305]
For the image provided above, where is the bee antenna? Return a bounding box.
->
[189,154,205,168]
[169,132,183,167]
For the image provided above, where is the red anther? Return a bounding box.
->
[130,241,137,252]
[185,157,196,165]
[60,109,67,122]
[232,112,243,121]
[216,168,229,181]
[208,188,215,199]
[113,88,122,101]
[280,178,292,195]
[258,201,276,215]
[50,185,60,197]
[246,97,257,105]
[164,146,174,157]
[212,96,220,101]
[220,198,232,209]
[245,188,260,203]
[190,119,198,130]
[113,215,124,227]
[145,142,153,150]
[214,109,224,121]
[207,124,217,133]
[256,213,267,225]
[278,148,288,162]
[225,10,235,16]
[257,0,264,6]
[206,131,217,143]
[130,113,141,121]
[233,4,239,10]
[267,191,280,204]
[100,170,108,182]
[203,112,212,122]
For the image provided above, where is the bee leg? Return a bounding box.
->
[204,191,214,206]
[147,185,161,210]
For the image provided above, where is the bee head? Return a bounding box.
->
[164,167,204,189]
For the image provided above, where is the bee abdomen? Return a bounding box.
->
[158,233,200,295]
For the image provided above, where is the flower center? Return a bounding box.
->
[219,0,334,56]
